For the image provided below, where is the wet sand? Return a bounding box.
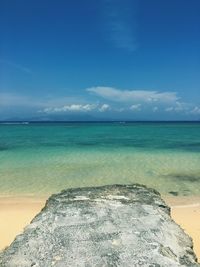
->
[0,196,200,262]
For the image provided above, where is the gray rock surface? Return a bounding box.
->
[0,184,199,267]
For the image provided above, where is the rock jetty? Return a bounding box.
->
[0,184,199,267]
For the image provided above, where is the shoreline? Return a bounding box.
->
[0,195,200,262]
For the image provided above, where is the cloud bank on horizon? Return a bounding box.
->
[0,86,200,120]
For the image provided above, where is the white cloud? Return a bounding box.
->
[2,88,200,120]
[165,102,190,113]
[153,106,158,112]
[130,104,141,111]
[117,107,125,112]
[43,104,97,113]
[174,101,187,112]
[190,106,200,115]
[165,107,174,112]
[87,86,179,104]
[43,103,111,114]
[99,104,110,112]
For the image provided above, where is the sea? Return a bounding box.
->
[0,122,200,197]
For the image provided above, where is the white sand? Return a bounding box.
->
[165,196,200,261]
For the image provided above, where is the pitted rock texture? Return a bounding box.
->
[0,184,199,267]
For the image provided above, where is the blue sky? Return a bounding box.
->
[0,0,200,120]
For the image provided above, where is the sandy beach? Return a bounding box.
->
[0,197,46,251]
[165,196,200,261]
[0,196,200,262]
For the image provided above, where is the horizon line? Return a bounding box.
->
[0,120,200,123]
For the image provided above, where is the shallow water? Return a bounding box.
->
[0,122,200,197]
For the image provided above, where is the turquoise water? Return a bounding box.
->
[0,122,200,197]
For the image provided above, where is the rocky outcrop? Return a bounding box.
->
[0,184,199,267]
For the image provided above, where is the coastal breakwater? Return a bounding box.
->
[0,184,199,267]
